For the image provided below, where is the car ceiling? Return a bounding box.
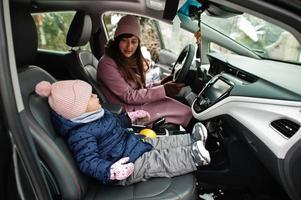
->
[11,0,301,41]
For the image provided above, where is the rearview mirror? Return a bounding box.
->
[178,0,208,19]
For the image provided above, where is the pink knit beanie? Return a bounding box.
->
[114,15,140,39]
[35,80,92,119]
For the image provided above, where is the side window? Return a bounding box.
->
[103,12,195,61]
[210,42,235,54]
[103,13,161,61]
[32,12,90,52]
[157,21,196,55]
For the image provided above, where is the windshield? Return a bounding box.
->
[201,13,301,64]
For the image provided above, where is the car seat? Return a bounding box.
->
[65,11,103,101]
[11,4,197,200]
[65,11,124,114]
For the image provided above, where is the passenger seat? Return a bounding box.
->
[65,11,101,99]
[65,11,123,114]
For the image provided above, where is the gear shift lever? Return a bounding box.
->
[152,117,166,134]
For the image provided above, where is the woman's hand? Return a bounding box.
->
[163,81,185,97]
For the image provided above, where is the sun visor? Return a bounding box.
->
[163,0,180,20]
[205,2,243,18]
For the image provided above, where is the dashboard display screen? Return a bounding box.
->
[203,79,232,103]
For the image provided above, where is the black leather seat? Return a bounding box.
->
[11,5,197,200]
[65,11,103,101]
[65,11,123,114]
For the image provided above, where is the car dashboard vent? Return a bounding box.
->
[225,67,257,83]
[226,67,238,76]
[237,71,257,83]
[271,119,300,138]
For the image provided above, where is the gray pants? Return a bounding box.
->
[117,134,197,186]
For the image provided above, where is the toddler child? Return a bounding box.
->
[35,80,210,185]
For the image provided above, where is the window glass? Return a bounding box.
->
[201,13,301,63]
[157,21,196,55]
[103,12,196,62]
[32,12,90,52]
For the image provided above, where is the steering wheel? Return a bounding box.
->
[171,44,195,83]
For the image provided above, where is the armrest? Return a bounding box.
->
[102,103,124,115]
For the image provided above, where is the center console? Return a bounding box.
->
[193,76,233,113]
[192,76,273,190]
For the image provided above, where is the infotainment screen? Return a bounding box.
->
[203,78,232,104]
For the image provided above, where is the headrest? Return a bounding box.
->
[66,11,92,47]
[10,4,37,67]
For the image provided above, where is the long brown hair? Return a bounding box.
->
[105,34,146,88]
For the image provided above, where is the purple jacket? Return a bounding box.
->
[97,55,192,126]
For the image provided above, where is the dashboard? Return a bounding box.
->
[193,53,301,115]
[192,53,301,196]
[206,53,301,102]
[193,53,301,155]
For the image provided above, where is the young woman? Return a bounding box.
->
[97,15,193,127]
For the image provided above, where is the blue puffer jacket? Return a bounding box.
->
[51,109,153,184]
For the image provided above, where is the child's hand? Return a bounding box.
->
[110,157,134,180]
[128,110,151,124]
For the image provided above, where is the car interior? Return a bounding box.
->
[3,0,301,200]
[12,4,197,200]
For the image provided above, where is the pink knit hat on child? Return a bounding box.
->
[35,80,92,119]
[114,15,140,39]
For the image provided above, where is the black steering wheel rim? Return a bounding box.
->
[171,44,195,83]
